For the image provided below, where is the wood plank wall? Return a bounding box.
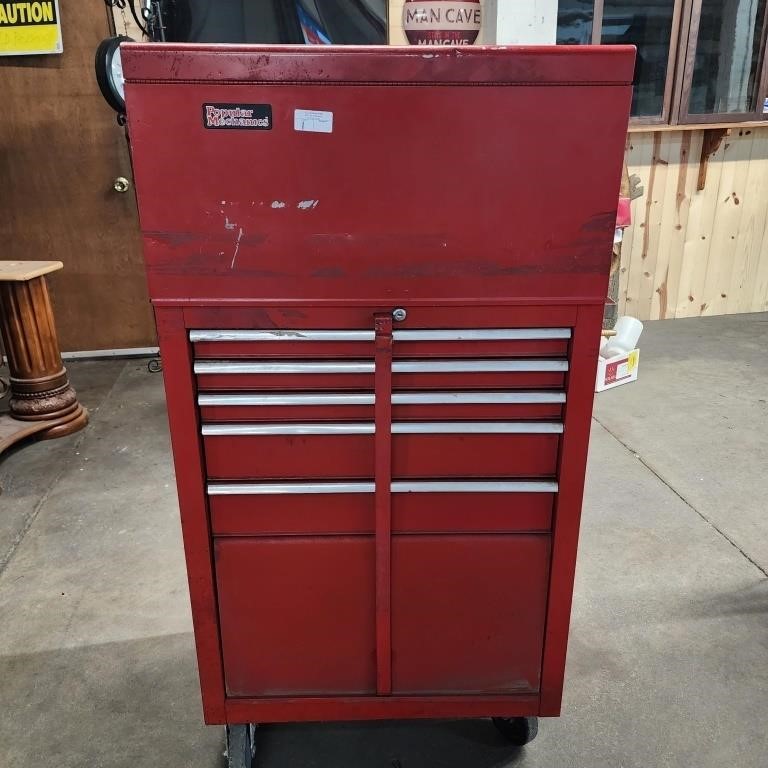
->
[0,0,155,352]
[620,127,768,320]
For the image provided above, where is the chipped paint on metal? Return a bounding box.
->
[230,228,244,269]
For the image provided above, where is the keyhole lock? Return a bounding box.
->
[113,176,131,193]
[392,308,407,322]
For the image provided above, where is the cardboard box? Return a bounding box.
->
[595,349,639,392]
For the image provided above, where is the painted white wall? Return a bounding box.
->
[491,0,557,44]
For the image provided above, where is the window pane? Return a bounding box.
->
[688,0,767,114]
[601,0,677,118]
[557,0,594,44]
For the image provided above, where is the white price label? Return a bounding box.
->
[294,109,333,134]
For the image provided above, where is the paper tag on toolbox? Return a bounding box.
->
[294,109,333,133]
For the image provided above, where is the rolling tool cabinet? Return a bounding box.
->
[122,43,634,765]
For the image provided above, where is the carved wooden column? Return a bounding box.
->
[0,261,87,453]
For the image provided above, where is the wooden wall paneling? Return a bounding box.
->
[619,126,768,320]
[620,133,655,316]
[617,137,637,313]
[636,133,668,320]
[728,130,768,314]
[677,134,728,318]
[666,131,702,317]
[649,132,684,319]
[0,0,155,352]
[749,175,768,312]
[668,131,703,318]
[699,130,753,316]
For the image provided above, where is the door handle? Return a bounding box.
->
[113,176,131,193]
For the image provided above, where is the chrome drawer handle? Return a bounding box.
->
[392,422,563,434]
[392,391,566,405]
[190,328,571,342]
[198,393,375,406]
[197,391,567,406]
[393,481,558,493]
[208,482,376,495]
[393,360,568,373]
[207,480,558,495]
[194,359,567,374]
[194,360,374,374]
[201,421,563,435]
[394,328,571,341]
[202,423,375,435]
[191,329,374,342]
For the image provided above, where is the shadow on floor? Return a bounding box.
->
[256,718,526,768]
[0,631,529,768]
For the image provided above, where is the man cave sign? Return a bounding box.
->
[403,0,482,45]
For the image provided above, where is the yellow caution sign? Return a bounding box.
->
[0,1,62,56]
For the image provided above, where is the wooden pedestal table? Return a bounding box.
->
[0,261,88,456]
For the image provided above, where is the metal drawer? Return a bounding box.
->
[191,327,570,360]
[215,536,377,696]
[208,480,557,535]
[391,534,551,694]
[194,358,568,392]
[202,422,562,480]
[197,390,565,423]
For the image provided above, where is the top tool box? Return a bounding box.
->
[123,43,634,765]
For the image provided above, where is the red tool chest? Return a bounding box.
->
[122,43,633,761]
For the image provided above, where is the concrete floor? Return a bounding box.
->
[0,313,766,768]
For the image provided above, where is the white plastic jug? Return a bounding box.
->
[602,316,643,359]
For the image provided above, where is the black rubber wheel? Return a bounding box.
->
[491,716,539,746]
[225,724,256,768]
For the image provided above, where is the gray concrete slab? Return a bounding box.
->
[0,359,126,570]
[0,318,766,768]
[594,312,768,572]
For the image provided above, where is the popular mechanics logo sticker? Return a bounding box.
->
[203,103,272,130]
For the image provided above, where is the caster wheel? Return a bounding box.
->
[225,723,257,768]
[492,716,539,746]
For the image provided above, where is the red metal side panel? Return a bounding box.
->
[391,534,550,694]
[539,304,604,715]
[215,536,377,696]
[153,308,226,723]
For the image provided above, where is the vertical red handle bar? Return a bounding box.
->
[374,313,393,695]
